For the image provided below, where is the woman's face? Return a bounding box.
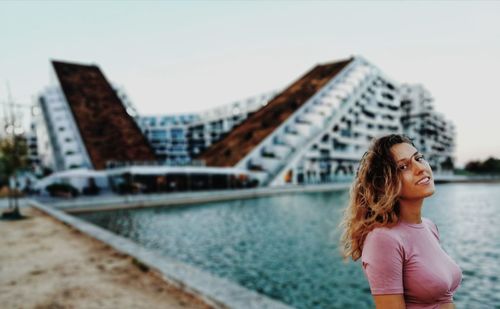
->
[390,142,435,200]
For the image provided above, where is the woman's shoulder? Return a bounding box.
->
[365,225,404,245]
[422,217,440,240]
[362,225,405,259]
[422,216,436,226]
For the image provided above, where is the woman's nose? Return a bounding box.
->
[413,159,427,174]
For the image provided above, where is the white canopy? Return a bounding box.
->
[34,168,106,190]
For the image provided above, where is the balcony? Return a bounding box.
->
[282,134,304,147]
[249,157,281,173]
[297,113,324,124]
[295,123,315,136]
[264,144,292,159]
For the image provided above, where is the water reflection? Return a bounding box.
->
[79,183,500,308]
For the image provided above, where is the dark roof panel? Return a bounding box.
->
[197,58,353,166]
[52,60,156,169]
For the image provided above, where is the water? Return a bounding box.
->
[78,183,500,309]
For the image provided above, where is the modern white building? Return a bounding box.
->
[32,60,263,195]
[31,57,457,192]
[187,92,277,158]
[137,114,199,164]
[137,92,277,164]
[400,84,456,174]
[34,60,156,173]
[26,121,40,168]
[35,84,93,171]
[199,56,454,186]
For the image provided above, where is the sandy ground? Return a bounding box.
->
[0,207,214,309]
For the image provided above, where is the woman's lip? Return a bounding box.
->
[416,177,431,185]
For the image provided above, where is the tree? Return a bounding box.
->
[465,157,500,174]
[1,84,31,219]
[482,157,500,173]
[0,137,26,181]
[0,135,28,219]
[441,157,454,171]
[464,160,481,173]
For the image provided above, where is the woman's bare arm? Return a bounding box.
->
[373,294,406,309]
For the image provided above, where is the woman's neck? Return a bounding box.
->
[399,198,423,224]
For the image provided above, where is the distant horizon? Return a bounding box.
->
[1,1,499,167]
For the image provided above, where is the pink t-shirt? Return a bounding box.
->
[361,217,462,309]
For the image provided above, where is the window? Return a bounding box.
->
[151,130,167,139]
[382,92,394,100]
[340,129,352,137]
[361,106,375,118]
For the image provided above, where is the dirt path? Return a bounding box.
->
[0,207,213,309]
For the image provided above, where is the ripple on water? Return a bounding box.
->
[462,269,476,277]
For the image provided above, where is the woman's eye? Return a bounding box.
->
[416,155,425,161]
[399,164,408,170]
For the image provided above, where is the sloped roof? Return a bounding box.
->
[52,61,156,170]
[197,58,353,166]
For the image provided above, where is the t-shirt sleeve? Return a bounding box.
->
[361,230,404,295]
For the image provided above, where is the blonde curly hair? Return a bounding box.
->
[339,134,415,261]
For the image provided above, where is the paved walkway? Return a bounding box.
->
[0,207,213,309]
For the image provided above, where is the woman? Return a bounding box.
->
[340,134,462,308]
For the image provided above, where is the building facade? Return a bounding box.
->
[31,57,456,188]
[137,92,277,165]
[35,84,93,171]
[400,84,456,174]
[26,121,41,169]
[187,92,277,158]
[137,114,199,165]
[34,61,156,172]
[199,56,455,186]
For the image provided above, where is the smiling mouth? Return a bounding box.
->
[416,177,431,185]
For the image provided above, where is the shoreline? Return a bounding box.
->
[33,177,500,214]
[3,178,499,214]
[29,200,293,309]
[36,183,351,214]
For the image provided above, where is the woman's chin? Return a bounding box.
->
[424,189,435,198]
[400,187,436,200]
[421,186,436,198]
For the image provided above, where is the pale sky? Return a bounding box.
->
[1,1,499,167]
